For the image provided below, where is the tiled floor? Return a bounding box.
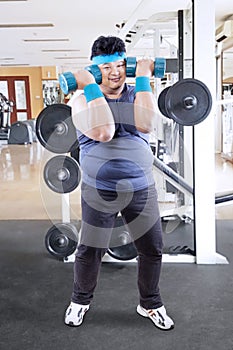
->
[0,141,232,220]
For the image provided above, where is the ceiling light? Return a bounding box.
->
[0,57,14,61]
[23,38,69,42]
[0,23,54,28]
[55,56,87,60]
[0,63,29,66]
[42,49,80,52]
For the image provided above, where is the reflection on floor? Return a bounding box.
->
[0,142,232,220]
[0,142,81,221]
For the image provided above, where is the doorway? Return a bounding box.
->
[0,76,32,124]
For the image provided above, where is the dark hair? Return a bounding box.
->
[90,36,126,59]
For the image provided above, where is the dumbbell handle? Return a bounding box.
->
[59,56,166,95]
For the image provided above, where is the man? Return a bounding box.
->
[65,35,174,331]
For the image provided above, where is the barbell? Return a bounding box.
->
[59,56,166,95]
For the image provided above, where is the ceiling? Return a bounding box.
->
[0,0,233,78]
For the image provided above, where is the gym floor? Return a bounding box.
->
[0,142,233,350]
[1,142,233,221]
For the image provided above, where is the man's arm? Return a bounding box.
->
[68,70,115,142]
[134,59,157,134]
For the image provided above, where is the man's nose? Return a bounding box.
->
[110,66,120,74]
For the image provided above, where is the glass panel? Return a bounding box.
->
[17,112,27,121]
[0,81,8,98]
[14,80,27,109]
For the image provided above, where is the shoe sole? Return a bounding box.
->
[136,305,174,331]
[64,321,82,327]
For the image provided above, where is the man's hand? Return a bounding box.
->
[136,58,154,77]
[73,70,96,90]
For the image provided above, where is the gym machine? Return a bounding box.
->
[0,92,14,141]
[0,92,36,145]
[35,66,213,261]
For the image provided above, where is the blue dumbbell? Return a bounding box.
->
[59,57,166,95]
[126,57,166,79]
[59,65,102,95]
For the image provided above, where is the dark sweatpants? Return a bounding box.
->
[71,183,164,310]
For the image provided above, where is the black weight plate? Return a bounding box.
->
[107,216,138,261]
[36,103,79,153]
[165,78,212,126]
[44,155,81,193]
[45,223,78,259]
[107,242,138,261]
[158,86,171,118]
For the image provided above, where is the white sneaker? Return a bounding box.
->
[137,304,174,330]
[64,302,90,327]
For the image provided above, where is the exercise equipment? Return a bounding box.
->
[0,92,14,140]
[45,223,78,259]
[44,153,233,261]
[153,156,193,196]
[44,155,81,194]
[154,156,233,206]
[158,78,212,126]
[126,56,165,78]
[8,121,33,144]
[215,191,233,205]
[35,103,79,154]
[59,56,166,95]
[23,119,37,142]
[45,215,138,262]
[107,216,138,261]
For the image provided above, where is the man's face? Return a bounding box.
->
[98,60,126,89]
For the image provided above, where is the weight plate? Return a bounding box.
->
[165,78,212,126]
[107,242,138,261]
[36,103,79,153]
[158,86,171,118]
[45,223,78,259]
[107,216,138,261]
[44,155,81,193]
[126,57,137,78]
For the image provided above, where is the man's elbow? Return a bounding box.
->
[90,126,115,142]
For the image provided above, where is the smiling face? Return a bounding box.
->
[98,59,126,91]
